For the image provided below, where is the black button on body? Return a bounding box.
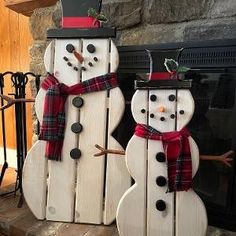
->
[156,176,167,187]
[72,97,84,108]
[156,200,166,211]
[156,152,166,162]
[87,44,96,53]
[71,123,83,133]
[169,94,176,102]
[179,110,185,115]
[70,148,81,160]
[150,95,157,102]
[66,44,75,53]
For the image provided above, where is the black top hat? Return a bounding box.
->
[135,49,192,89]
[47,0,116,39]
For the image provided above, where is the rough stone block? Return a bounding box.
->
[29,41,47,61]
[30,6,57,40]
[143,0,211,24]
[118,23,185,45]
[184,17,236,41]
[102,0,142,30]
[208,0,236,18]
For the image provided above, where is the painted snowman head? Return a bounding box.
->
[131,50,195,133]
[43,0,118,85]
[36,0,119,122]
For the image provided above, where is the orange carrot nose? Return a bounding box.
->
[159,106,166,113]
[73,51,84,63]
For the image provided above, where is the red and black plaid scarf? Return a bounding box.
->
[39,73,118,161]
[135,124,192,192]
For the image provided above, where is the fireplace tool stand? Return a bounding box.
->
[0,72,40,207]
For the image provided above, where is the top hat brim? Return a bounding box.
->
[135,80,192,90]
[47,27,116,39]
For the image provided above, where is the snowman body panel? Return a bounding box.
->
[23,37,130,224]
[22,140,47,220]
[117,88,207,236]
[46,39,81,222]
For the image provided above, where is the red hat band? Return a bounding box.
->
[62,16,101,28]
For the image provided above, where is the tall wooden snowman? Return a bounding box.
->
[116,50,208,236]
[22,0,130,225]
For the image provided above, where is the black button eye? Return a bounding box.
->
[141,109,146,114]
[88,62,93,67]
[66,44,75,53]
[150,113,155,118]
[170,114,175,119]
[87,44,96,53]
[179,110,185,115]
[150,95,157,102]
[169,94,176,102]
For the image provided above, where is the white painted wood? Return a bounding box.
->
[147,89,176,236]
[104,87,131,225]
[103,39,130,225]
[117,87,207,235]
[188,137,199,177]
[176,90,195,131]
[35,89,46,123]
[46,39,80,222]
[147,139,174,236]
[175,90,207,236]
[44,41,55,74]
[110,40,119,72]
[176,189,208,236]
[149,90,176,132]
[131,90,148,125]
[117,136,147,236]
[75,39,109,224]
[22,141,47,220]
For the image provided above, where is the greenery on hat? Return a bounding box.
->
[164,58,190,74]
[88,8,108,23]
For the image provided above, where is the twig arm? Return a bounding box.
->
[0,94,35,111]
[94,144,125,157]
[200,150,234,167]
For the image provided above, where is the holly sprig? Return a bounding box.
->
[164,58,190,75]
[88,8,108,23]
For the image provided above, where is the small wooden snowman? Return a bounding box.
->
[116,50,208,236]
[22,0,130,225]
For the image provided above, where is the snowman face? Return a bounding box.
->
[44,38,119,85]
[132,89,195,132]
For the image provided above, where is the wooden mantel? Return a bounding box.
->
[4,0,58,16]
